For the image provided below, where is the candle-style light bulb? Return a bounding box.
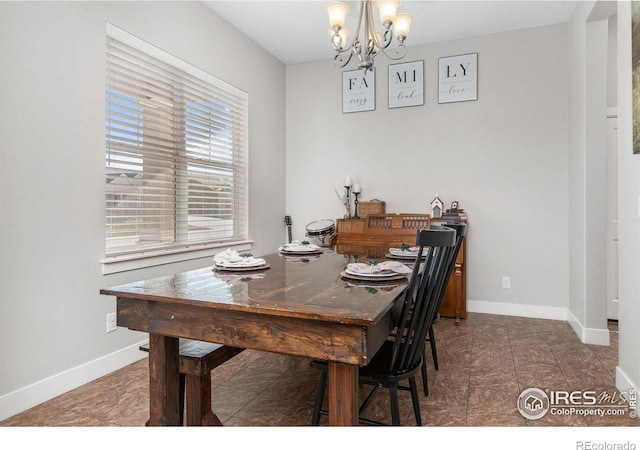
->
[327,2,350,29]
[394,13,413,41]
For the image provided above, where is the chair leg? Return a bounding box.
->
[421,361,429,396]
[389,384,400,426]
[429,325,438,370]
[409,376,422,426]
[311,371,327,426]
[422,325,438,396]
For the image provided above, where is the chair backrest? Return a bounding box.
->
[431,222,467,316]
[389,226,457,374]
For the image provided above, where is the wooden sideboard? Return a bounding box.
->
[330,214,467,321]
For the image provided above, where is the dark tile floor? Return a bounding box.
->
[1,313,637,428]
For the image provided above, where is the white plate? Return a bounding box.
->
[280,247,320,253]
[345,268,401,278]
[389,249,420,256]
[390,252,419,258]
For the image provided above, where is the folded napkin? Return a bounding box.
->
[347,261,412,275]
[213,249,266,267]
[278,240,321,252]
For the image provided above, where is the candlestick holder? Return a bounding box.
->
[343,185,352,218]
[352,192,360,219]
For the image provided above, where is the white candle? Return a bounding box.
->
[353,184,361,193]
[344,176,352,187]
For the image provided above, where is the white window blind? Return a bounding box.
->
[105,25,248,259]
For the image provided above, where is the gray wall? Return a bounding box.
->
[286,24,570,318]
[567,2,611,344]
[0,1,285,419]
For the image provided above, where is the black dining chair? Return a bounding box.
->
[310,226,457,426]
[421,222,467,396]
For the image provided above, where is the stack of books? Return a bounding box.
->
[440,209,467,222]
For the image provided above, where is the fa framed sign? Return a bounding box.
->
[342,69,375,113]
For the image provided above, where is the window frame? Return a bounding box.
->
[102,24,250,274]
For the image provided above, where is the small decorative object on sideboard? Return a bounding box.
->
[305,219,336,246]
[430,194,444,218]
[442,201,467,221]
[359,199,386,218]
[352,184,361,218]
[335,176,354,218]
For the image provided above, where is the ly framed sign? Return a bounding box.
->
[438,53,478,104]
[342,69,375,113]
[388,60,424,109]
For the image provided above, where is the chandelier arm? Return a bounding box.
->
[364,1,377,57]
[355,1,366,41]
[381,44,408,61]
[331,35,354,55]
[372,28,393,51]
[333,51,353,68]
[365,2,390,53]
[349,0,366,59]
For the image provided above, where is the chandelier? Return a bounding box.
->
[327,1,414,71]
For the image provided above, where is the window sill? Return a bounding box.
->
[101,240,253,275]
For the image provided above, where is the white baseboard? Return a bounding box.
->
[0,340,147,422]
[567,309,611,346]
[468,301,611,345]
[467,299,569,321]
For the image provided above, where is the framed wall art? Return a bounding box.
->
[438,53,478,104]
[342,69,375,113]
[388,60,424,109]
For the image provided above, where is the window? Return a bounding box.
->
[105,25,248,261]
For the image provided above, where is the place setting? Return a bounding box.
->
[340,259,413,282]
[386,243,428,260]
[212,249,270,272]
[278,240,324,256]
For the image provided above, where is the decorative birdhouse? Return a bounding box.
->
[431,194,443,218]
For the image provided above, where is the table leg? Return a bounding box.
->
[328,361,359,426]
[185,373,222,426]
[147,334,181,426]
[454,264,462,324]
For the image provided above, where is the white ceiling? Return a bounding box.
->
[204,1,578,65]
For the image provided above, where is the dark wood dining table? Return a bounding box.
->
[100,249,408,426]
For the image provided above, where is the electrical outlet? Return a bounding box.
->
[502,277,511,289]
[106,313,117,333]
